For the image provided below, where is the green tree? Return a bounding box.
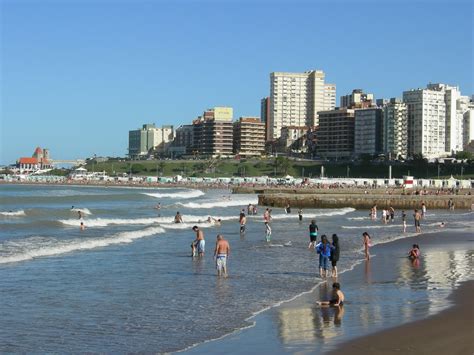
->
[455,151,473,160]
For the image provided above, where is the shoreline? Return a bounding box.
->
[331,280,474,354]
[182,230,473,354]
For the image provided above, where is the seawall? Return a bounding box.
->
[258,193,474,210]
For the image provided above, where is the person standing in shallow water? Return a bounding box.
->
[308,219,319,249]
[330,234,340,278]
[298,209,303,222]
[316,235,331,278]
[363,232,371,260]
[214,234,230,277]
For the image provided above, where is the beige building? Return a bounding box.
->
[340,89,374,109]
[233,117,265,157]
[383,98,408,159]
[128,124,175,158]
[193,107,234,157]
[269,70,336,139]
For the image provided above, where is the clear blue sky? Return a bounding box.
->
[1,0,472,164]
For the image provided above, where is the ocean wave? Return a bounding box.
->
[177,197,258,209]
[59,214,236,227]
[143,189,205,199]
[0,210,26,216]
[347,216,370,221]
[71,208,92,215]
[260,208,355,220]
[0,226,165,264]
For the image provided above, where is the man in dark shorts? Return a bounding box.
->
[308,219,319,249]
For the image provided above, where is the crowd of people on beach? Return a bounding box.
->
[70,193,466,308]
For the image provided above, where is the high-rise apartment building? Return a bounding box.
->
[260,97,271,142]
[233,117,265,157]
[463,101,474,149]
[354,108,383,156]
[317,108,355,158]
[403,88,447,159]
[426,83,464,154]
[174,125,194,149]
[382,98,408,159]
[192,107,234,157]
[128,124,174,158]
[340,89,374,109]
[269,70,336,140]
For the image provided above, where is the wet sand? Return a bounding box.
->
[183,230,473,354]
[331,280,474,354]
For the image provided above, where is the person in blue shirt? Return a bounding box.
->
[316,234,331,278]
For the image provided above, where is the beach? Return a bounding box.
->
[0,184,472,353]
[184,231,473,354]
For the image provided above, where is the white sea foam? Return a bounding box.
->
[0,227,165,264]
[143,189,205,199]
[59,214,236,227]
[347,216,370,221]
[177,196,257,209]
[71,208,92,215]
[0,210,26,217]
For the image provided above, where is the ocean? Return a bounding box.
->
[0,184,472,353]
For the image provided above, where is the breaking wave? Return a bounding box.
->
[177,196,258,209]
[0,226,165,264]
[0,210,26,217]
[143,189,205,199]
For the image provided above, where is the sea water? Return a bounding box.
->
[0,184,472,352]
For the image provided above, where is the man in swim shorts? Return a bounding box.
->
[192,226,205,257]
[214,234,230,277]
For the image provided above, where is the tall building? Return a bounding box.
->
[269,70,336,139]
[340,89,374,109]
[128,124,175,158]
[382,98,408,159]
[463,101,474,149]
[260,97,271,142]
[233,117,265,157]
[403,88,447,158]
[317,108,355,158]
[426,83,464,154]
[354,108,383,156]
[192,107,234,157]
[174,125,194,149]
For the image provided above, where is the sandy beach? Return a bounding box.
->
[183,230,474,354]
[331,280,474,354]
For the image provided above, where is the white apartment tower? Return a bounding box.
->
[382,98,408,158]
[426,83,464,154]
[269,70,335,140]
[463,101,474,149]
[403,88,447,158]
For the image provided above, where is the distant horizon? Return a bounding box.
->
[1,0,472,165]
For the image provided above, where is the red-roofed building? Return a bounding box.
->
[17,147,52,172]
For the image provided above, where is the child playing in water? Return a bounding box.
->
[317,282,345,306]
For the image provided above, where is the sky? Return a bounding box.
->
[1,0,472,164]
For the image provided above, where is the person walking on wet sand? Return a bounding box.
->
[214,234,230,277]
[414,209,422,233]
[363,232,371,260]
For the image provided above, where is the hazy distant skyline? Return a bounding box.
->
[1,0,472,165]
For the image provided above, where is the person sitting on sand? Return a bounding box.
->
[408,244,420,259]
[174,212,183,223]
[317,282,345,307]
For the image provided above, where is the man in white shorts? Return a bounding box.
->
[214,234,230,277]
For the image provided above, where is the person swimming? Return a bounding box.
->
[174,212,183,223]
